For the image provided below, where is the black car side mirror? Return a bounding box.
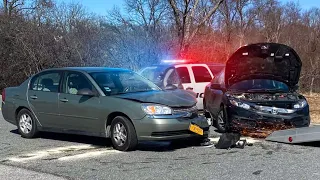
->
[164,84,178,90]
[77,88,97,96]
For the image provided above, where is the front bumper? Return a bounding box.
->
[132,115,210,141]
[226,105,310,131]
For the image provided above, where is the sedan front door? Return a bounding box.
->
[58,71,102,134]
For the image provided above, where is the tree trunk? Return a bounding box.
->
[310,77,315,95]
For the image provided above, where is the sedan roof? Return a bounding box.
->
[41,67,132,73]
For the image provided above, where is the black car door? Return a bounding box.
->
[207,69,226,116]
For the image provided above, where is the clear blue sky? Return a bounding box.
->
[56,0,320,16]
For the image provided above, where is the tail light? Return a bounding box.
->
[1,89,5,102]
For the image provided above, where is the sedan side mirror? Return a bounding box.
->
[77,88,97,96]
[164,84,178,90]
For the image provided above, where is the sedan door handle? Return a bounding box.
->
[60,98,68,102]
[30,95,37,99]
[186,87,193,90]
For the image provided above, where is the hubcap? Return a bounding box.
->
[217,110,226,129]
[19,114,32,134]
[113,122,127,147]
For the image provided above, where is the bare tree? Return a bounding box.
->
[168,0,224,56]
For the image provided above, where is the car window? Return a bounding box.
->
[139,66,167,82]
[176,67,191,83]
[212,68,225,85]
[208,65,225,75]
[30,72,61,92]
[164,68,180,85]
[65,72,94,95]
[192,66,212,83]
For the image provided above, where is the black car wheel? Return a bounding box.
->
[17,108,39,138]
[110,116,138,151]
[203,99,213,126]
[214,106,227,133]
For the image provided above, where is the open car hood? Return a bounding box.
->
[225,43,302,88]
[114,90,197,107]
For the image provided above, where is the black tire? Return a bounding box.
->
[16,108,39,138]
[203,99,213,126]
[214,106,227,133]
[110,116,138,151]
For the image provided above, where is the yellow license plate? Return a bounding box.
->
[189,124,203,135]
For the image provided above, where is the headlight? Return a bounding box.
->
[141,104,172,115]
[293,99,307,109]
[230,99,250,110]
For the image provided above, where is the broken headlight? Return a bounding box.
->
[293,99,307,109]
[229,99,251,110]
[141,104,172,115]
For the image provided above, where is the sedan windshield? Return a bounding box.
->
[229,79,289,92]
[90,71,161,95]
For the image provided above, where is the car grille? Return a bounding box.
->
[172,106,198,113]
[172,106,198,118]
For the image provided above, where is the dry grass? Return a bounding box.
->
[304,93,320,124]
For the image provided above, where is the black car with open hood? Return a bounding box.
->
[225,43,302,89]
[203,43,310,133]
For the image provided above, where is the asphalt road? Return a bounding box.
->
[1,106,320,179]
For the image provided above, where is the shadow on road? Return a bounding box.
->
[10,129,201,152]
[295,141,320,147]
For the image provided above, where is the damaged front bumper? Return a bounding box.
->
[226,105,310,132]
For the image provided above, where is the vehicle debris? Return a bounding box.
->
[214,133,249,149]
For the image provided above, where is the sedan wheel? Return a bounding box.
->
[19,114,32,134]
[17,109,38,138]
[113,122,127,147]
[110,116,138,151]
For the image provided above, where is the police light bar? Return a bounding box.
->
[161,59,187,63]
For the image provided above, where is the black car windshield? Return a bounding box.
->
[90,71,161,95]
[229,79,289,92]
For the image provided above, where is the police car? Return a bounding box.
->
[137,59,225,110]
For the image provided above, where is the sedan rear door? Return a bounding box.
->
[27,71,62,128]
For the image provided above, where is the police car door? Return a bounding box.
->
[174,65,193,91]
[162,67,181,88]
[189,65,214,110]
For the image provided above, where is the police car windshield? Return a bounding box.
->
[139,66,168,82]
[90,71,161,95]
[229,79,289,92]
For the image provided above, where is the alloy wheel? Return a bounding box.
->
[112,122,127,147]
[19,114,33,134]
